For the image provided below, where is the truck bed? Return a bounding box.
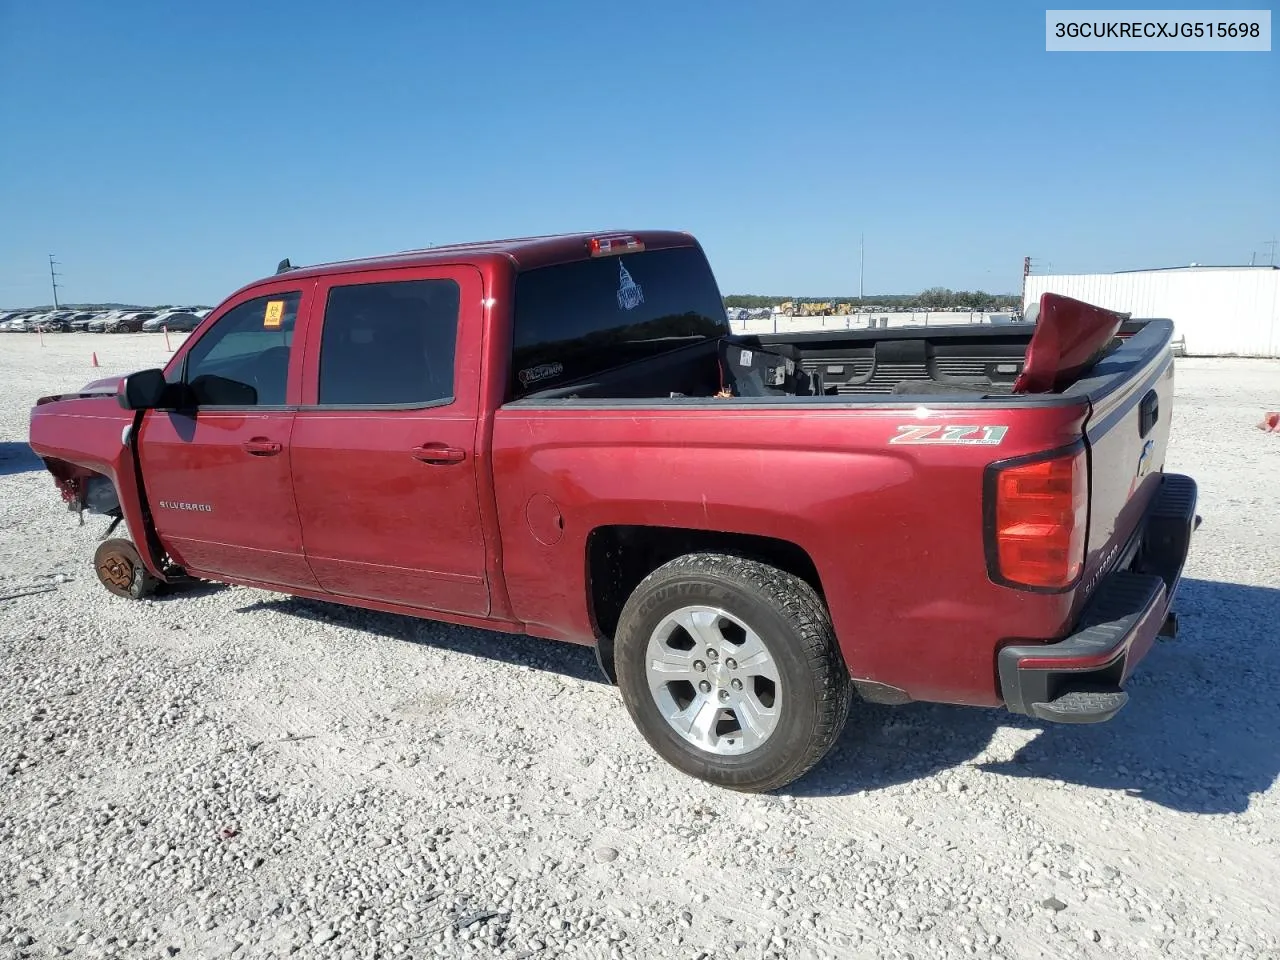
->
[494,312,1176,708]
[513,319,1168,405]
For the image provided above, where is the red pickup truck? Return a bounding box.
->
[28,231,1198,792]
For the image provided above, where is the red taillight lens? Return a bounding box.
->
[991,449,1087,589]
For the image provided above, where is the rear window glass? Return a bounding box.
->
[509,246,727,398]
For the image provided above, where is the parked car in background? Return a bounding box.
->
[32,311,76,332]
[19,312,52,330]
[87,311,141,333]
[69,312,108,332]
[105,311,159,333]
[141,311,201,332]
[61,312,100,332]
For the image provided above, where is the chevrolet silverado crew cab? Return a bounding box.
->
[28,231,1198,792]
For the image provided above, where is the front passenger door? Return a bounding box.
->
[139,285,321,590]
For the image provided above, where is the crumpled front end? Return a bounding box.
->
[29,386,131,521]
[28,386,168,579]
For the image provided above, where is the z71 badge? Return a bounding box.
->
[889,425,1008,446]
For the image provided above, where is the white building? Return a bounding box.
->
[1023,265,1280,358]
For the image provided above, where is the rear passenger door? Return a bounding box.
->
[290,265,490,616]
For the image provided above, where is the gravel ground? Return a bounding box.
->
[1,334,1278,960]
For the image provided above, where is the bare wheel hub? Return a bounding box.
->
[94,539,144,598]
[644,605,781,756]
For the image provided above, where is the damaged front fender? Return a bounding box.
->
[29,393,168,581]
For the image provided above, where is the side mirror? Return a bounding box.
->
[117,369,168,410]
[190,374,257,406]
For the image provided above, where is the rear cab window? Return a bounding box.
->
[509,245,728,399]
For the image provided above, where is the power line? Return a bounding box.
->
[48,254,62,309]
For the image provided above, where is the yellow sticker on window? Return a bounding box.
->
[263,300,284,328]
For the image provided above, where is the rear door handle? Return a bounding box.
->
[411,444,466,465]
[242,438,283,456]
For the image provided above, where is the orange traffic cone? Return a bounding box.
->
[91,352,99,368]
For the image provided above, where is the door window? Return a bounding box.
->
[317,279,459,406]
[183,292,301,406]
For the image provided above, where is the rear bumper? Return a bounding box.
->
[998,472,1198,723]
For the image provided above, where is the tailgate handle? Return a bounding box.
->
[1139,390,1159,438]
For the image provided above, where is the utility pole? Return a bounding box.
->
[48,255,62,309]
[1263,239,1278,266]
[858,234,864,303]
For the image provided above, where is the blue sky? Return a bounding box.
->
[1,1,1275,305]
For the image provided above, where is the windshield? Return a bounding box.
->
[509,245,727,399]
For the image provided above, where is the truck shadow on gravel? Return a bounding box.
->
[794,577,1279,815]
[235,596,607,685]
[0,441,41,476]
[239,579,1277,815]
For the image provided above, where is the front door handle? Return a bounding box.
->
[412,444,466,465]
[242,438,283,456]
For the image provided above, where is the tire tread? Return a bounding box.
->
[617,552,851,792]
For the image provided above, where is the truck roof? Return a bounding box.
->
[247,230,697,292]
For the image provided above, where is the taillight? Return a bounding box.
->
[987,447,1087,590]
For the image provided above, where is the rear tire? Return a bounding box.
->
[614,553,850,793]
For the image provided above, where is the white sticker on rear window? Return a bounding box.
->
[739,349,753,366]
[617,261,644,311]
